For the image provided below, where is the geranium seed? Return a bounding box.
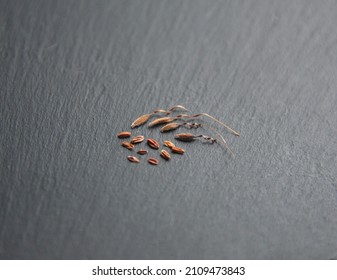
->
[130,135,145,144]
[127,156,140,163]
[117,131,131,138]
[171,146,185,154]
[148,158,159,165]
[160,122,182,132]
[160,149,171,160]
[137,149,148,155]
[131,114,152,128]
[147,138,160,149]
[148,117,177,128]
[121,142,134,150]
[174,133,196,142]
[163,140,175,149]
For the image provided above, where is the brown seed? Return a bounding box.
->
[131,114,152,128]
[174,133,196,142]
[163,140,175,149]
[148,158,159,165]
[171,146,185,154]
[147,138,160,149]
[127,156,140,163]
[160,122,182,132]
[137,149,148,155]
[117,131,131,138]
[121,141,134,150]
[160,149,171,160]
[130,135,145,144]
[148,117,177,127]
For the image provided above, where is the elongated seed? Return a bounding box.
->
[160,149,171,160]
[137,149,148,155]
[148,117,177,127]
[174,133,196,142]
[131,114,152,128]
[130,135,145,144]
[127,156,140,163]
[171,146,185,154]
[117,131,131,138]
[160,122,182,132]
[163,140,175,149]
[147,138,160,149]
[148,158,159,165]
[121,141,134,150]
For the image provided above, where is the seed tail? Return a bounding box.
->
[152,109,169,114]
[194,113,240,136]
[214,131,235,157]
[203,125,235,157]
[167,105,190,112]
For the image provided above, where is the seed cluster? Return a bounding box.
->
[118,104,239,165]
[118,131,182,165]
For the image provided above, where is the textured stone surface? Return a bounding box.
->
[0,0,337,259]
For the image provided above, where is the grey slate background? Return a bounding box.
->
[1,0,337,259]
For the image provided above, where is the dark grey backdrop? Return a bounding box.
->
[1,0,337,259]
